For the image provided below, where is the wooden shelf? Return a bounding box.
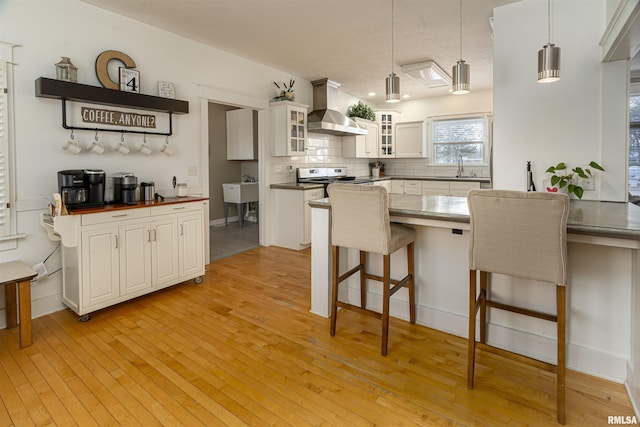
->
[35,77,189,114]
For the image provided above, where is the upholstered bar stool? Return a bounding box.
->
[327,183,416,356]
[466,189,569,424]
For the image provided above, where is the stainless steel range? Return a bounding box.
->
[297,167,369,196]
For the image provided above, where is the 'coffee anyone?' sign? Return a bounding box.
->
[81,107,157,129]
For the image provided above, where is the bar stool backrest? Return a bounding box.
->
[328,183,392,255]
[467,189,569,286]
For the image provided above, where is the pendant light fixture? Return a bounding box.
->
[452,0,470,94]
[538,0,560,83]
[386,0,400,103]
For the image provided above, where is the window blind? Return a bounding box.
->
[0,60,10,235]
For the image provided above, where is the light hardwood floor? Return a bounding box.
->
[0,246,635,426]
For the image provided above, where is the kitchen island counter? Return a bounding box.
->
[310,195,640,241]
[310,194,640,394]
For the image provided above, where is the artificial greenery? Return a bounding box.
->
[347,101,376,121]
[545,161,605,199]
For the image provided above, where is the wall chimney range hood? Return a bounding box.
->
[307,78,367,136]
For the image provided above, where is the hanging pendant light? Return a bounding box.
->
[452,0,470,94]
[538,0,560,83]
[386,0,400,102]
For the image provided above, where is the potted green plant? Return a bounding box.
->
[347,101,376,121]
[545,161,605,199]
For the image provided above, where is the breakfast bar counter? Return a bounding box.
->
[309,194,640,403]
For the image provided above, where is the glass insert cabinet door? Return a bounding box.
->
[289,108,306,154]
[380,113,394,156]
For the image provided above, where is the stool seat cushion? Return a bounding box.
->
[389,223,416,254]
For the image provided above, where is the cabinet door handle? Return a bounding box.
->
[153,229,157,241]
[180,224,184,236]
[112,213,128,218]
[114,235,119,249]
[173,206,186,210]
[148,230,152,242]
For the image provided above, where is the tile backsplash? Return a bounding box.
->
[269,132,490,184]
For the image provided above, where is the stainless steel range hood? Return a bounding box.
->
[307,78,367,136]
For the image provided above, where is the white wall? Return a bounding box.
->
[493,0,626,200]
[0,0,314,320]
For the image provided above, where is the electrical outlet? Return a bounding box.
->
[581,177,595,191]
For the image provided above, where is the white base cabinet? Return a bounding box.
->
[50,200,207,317]
[272,187,324,250]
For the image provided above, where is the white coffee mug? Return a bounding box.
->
[117,142,130,155]
[161,144,173,156]
[140,144,152,156]
[90,141,105,154]
[62,140,82,154]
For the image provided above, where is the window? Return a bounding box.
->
[0,60,10,236]
[429,115,490,165]
[630,95,640,196]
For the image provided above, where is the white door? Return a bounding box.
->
[81,227,119,308]
[179,213,204,278]
[151,218,179,287]
[119,222,152,295]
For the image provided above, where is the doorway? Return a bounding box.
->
[207,102,259,261]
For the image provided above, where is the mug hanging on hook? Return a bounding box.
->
[161,135,173,156]
[140,133,152,155]
[62,129,82,154]
[117,132,130,155]
[90,130,105,154]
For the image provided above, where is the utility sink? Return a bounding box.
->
[222,182,259,203]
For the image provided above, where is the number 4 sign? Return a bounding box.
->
[119,68,140,93]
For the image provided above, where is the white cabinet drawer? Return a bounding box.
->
[304,188,325,201]
[81,208,150,226]
[422,181,449,190]
[152,202,203,216]
[450,181,480,191]
[404,180,422,195]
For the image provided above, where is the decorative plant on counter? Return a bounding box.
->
[545,161,605,199]
[273,79,295,101]
[347,101,376,121]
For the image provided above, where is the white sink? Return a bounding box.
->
[222,182,259,203]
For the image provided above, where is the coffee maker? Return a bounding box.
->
[113,172,138,205]
[57,169,105,208]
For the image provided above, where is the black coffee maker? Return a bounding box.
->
[113,172,138,205]
[58,169,106,208]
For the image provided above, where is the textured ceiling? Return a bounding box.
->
[80,0,521,102]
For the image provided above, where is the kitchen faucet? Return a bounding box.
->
[456,154,464,178]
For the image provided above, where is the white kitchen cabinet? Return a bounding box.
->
[118,221,152,296]
[376,110,400,157]
[226,108,256,160]
[422,180,480,196]
[272,187,324,250]
[342,118,379,158]
[150,217,179,287]
[403,180,422,195]
[391,180,404,194]
[270,101,308,156]
[178,213,204,278]
[48,200,207,317]
[395,121,427,158]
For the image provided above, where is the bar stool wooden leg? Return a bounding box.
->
[381,254,391,356]
[5,281,17,329]
[359,251,366,309]
[468,269,477,389]
[18,280,32,348]
[407,242,416,324]
[330,246,339,336]
[480,271,488,344]
[557,285,566,424]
